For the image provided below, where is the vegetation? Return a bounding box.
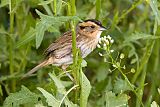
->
[0,0,160,107]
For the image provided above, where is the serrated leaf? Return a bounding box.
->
[48,73,66,94]
[124,32,160,43]
[105,91,128,107]
[57,0,62,15]
[37,87,60,107]
[35,10,81,49]
[64,99,78,107]
[38,0,53,5]
[96,66,108,82]
[113,78,133,94]
[128,49,135,58]
[36,21,48,49]
[0,0,9,7]
[149,0,160,25]
[81,59,87,67]
[47,26,60,33]
[46,73,77,107]
[130,58,137,64]
[80,70,91,107]
[16,27,36,48]
[3,86,40,107]
[35,103,46,107]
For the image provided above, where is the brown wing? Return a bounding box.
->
[44,31,73,58]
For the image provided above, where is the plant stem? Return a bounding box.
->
[59,85,79,107]
[54,0,57,16]
[108,54,144,107]
[70,0,76,16]
[96,0,101,19]
[9,0,15,92]
[69,0,79,103]
[131,40,154,83]
[136,65,147,107]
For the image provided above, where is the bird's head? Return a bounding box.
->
[77,19,106,38]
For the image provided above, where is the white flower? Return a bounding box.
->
[131,68,135,73]
[98,39,102,44]
[120,53,125,59]
[99,52,103,56]
[110,50,114,53]
[116,62,120,67]
[108,69,112,72]
[104,39,110,45]
[112,64,117,68]
[123,65,126,69]
[97,44,101,48]
[101,37,104,41]
[110,39,114,43]
[107,35,111,40]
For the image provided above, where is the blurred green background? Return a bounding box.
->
[0,0,160,107]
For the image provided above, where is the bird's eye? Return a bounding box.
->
[80,26,85,30]
[91,25,95,29]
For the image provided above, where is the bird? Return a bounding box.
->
[23,19,106,79]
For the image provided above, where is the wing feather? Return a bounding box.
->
[44,31,72,58]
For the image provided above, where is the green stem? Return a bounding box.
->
[117,0,143,24]
[69,0,79,103]
[145,25,160,106]
[131,40,154,83]
[136,65,147,107]
[59,85,79,107]
[71,21,77,64]
[108,54,144,107]
[70,0,76,16]
[96,0,101,20]
[53,0,57,16]
[9,0,15,92]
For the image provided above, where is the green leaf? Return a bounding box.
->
[35,9,81,49]
[3,86,40,107]
[130,58,138,64]
[57,0,62,15]
[80,70,91,107]
[38,0,53,5]
[35,102,46,107]
[105,91,128,107]
[48,73,77,107]
[38,0,53,16]
[48,73,66,94]
[35,21,49,49]
[0,0,9,7]
[81,59,87,67]
[37,87,60,107]
[149,0,160,25]
[64,99,78,107]
[16,27,36,48]
[124,32,160,43]
[0,85,3,96]
[113,78,133,94]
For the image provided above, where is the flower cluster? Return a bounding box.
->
[97,35,114,56]
[97,35,114,49]
[97,34,136,74]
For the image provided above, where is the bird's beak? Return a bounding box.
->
[99,26,107,31]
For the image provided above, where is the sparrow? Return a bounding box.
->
[23,19,106,78]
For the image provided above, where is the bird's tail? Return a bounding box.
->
[22,59,52,78]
